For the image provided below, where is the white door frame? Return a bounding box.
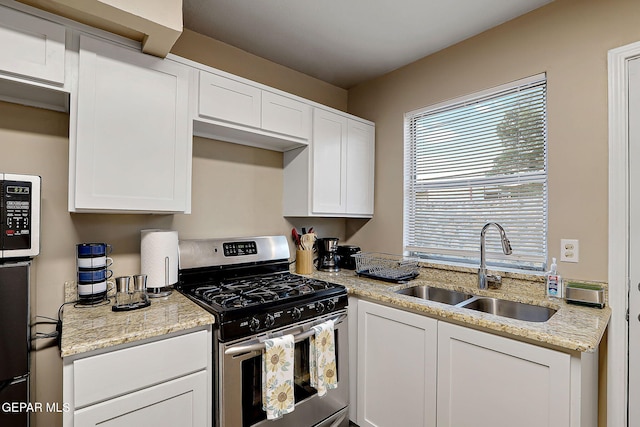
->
[608,40,640,427]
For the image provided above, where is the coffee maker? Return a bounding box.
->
[316,237,340,272]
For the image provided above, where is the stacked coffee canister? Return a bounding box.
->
[76,243,113,304]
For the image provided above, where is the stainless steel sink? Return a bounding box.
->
[395,285,556,322]
[395,286,474,305]
[460,297,556,322]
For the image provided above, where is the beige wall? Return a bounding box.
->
[0,26,348,426]
[172,29,349,111]
[347,0,640,284]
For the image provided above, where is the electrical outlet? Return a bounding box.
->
[560,239,579,263]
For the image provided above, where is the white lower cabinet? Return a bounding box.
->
[63,328,211,427]
[73,371,207,427]
[357,300,437,427]
[437,322,571,427]
[354,300,598,427]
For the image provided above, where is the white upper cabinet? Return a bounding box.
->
[0,1,374,217]
[0,4,69,111]
[70,34,192,213]
[198,71,261,127]
[261,90,311,140]
[194,69,311,152]
[312,108,349,214]
[346,119,375,215]
[0,5,65,85]
[283,107,375,218]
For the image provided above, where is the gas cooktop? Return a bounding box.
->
[177,235,348,341]
[188,272,339,309]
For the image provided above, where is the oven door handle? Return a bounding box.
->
[224,313,347,356]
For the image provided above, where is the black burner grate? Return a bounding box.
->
[186,272,337,311]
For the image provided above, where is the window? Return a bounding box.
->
[404,74,547,271]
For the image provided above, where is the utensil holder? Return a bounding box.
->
[296,249,313,275]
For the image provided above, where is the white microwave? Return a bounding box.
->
[1,173,41,259]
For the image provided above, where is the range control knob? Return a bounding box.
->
[326,300,336,311]
[291,307,302,320]
[265,314,275,328]
[315,302,325,314]
[249,317,260,331]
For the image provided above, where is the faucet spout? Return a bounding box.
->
[478,222,512,289]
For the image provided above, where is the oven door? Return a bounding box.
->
[219,311,349,427]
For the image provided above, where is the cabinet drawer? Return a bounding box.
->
[74,371,208,427]
[73,330,208,408]
[262,91,311,139]
[198,71,261,127]
[0,6,65,84]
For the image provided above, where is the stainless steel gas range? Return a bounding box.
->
[177,235,349,427]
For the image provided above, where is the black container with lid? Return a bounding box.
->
[336,245,361,270]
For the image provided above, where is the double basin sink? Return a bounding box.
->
[395,285,556,322]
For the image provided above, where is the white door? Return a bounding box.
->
[73,35,191,213]
[437,322,570,427]
[312,108,348,214]
[346,120,375,216]
[357,300,437,427]
[628,55,640,426]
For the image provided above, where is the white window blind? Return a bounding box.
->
[404,74,547,271]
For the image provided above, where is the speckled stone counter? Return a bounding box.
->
[301,264,610,353]
[60,290,215,357]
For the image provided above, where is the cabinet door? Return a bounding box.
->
[73,35,191,213]
[357,300,437,427]
[346,120,375,216]
[262,91,311,139]
[437,322,571,427]
[74,371,207,427]
[312,108,348,214]
[0,6,65,85]
[198,70,261,128]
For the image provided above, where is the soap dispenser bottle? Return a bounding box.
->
[546,257,563,298]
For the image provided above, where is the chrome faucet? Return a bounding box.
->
[478,222,512,289]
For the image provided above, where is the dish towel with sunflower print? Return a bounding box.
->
[310,319,337,397]
[262,334,295,420]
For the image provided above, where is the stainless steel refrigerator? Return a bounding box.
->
[0,261,30,427]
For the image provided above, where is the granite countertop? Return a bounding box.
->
[60,289,216,358]
[61,263,610,357]
[304,264,610,353]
